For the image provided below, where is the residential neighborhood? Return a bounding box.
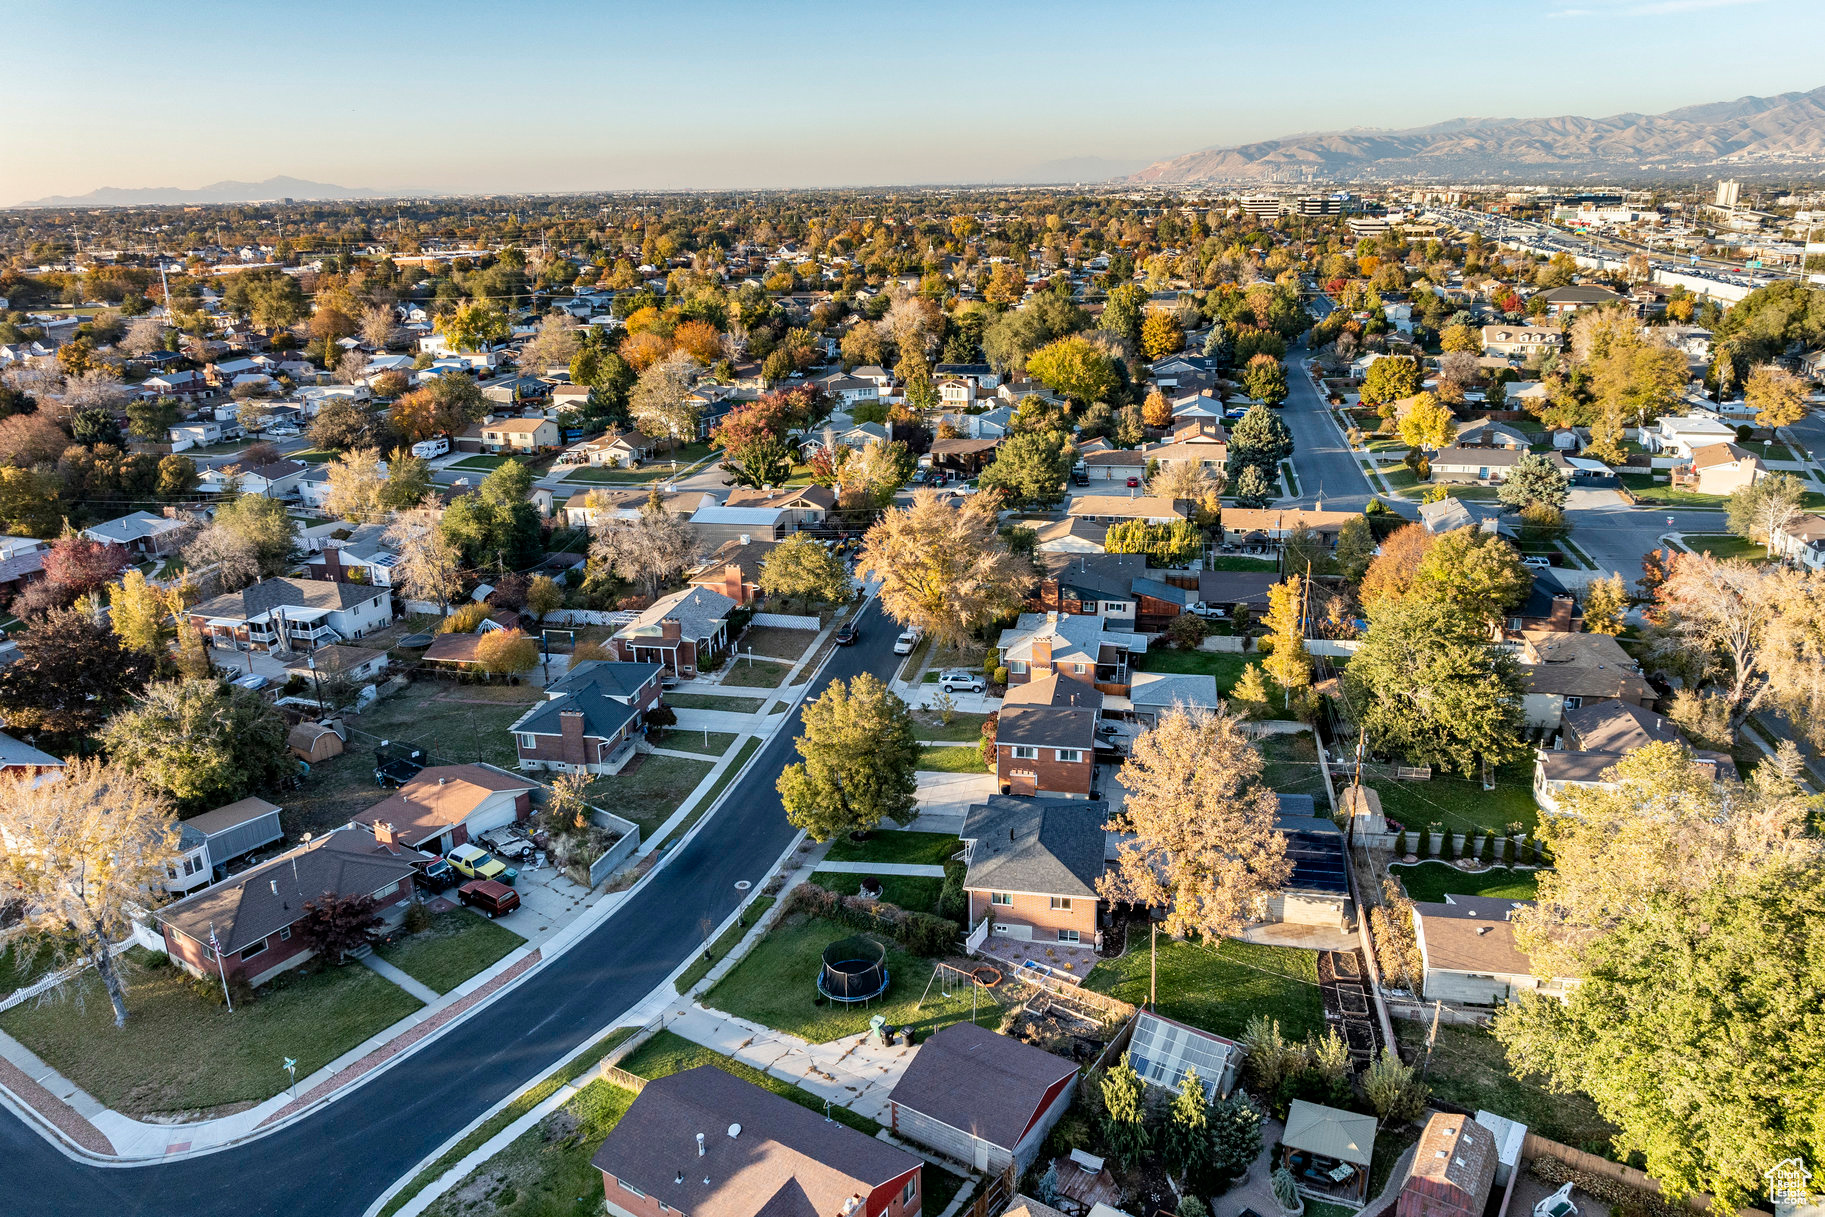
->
[2,25,1825,1217]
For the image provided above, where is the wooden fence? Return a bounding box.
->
[1522,1133,1772,1217]
[599,1065,648,1094]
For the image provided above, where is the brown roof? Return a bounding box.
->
[354,764,532,848]
[689,538,777,587]
[285,644,384,677]
[1004,1200,1072,1217]
[423,633,485,665]
[591,1066,920,1217]
[1521,664,1655,701]
[1220,507,1359,536]
[182,796,282,838]
[1689,441,1757,470]
[1402,1113,1498,1217]
[157,827,424,954]
[1411,900,1536,977]
[887,1023,1078,1151]
[928,437,1001,456]
[1002,672,1103,711]
[724,484,836,511]
[481,417,553,434]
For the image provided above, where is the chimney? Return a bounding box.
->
[696,1133,706,1157]
[374,821,399,847]
[560,709,588,765]
[1031,636,1052,672]
[1551,594,1574,632]
[660,617,682,642]
[322,544,343,582]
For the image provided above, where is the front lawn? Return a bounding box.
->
[449,454,512,471]
[703,913,992,1043]
[719,657,791,688]
[1391,862,1539,904]
[674,896,777,993]
[1681,533,1767,561]
[739,626,813,661]
[375,909,526,995]
[1084,937,1323,1041]
[664,692,765,713]
[1138,647,1253,697]
[916,744,990,774]
[621,1030,880,1133]
[0,949,422,1117]
[1203,555,1279,571]
[824,831,962,867]
[1366,765,1540,837]
[1396,1021,1620,1155]
[647,738,762,854]
[593,753,714,840]
[648,728,738,757]
[912,710,990,743]
[1619,473,1728,507]
[808,872,945,915]
[0,937,60,997]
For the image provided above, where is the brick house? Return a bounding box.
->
[351,764,535,855]
[511,660,664,775]
[156,825,425,987]
[610,586,736,677]
[1505,567,1583,634]
[996,612,1144,694]
[591,1066,924,1217]
[1034,553,1197,633]
[961,796,1107,949]
[686,537,777,605]
[996,675,1100,798]
[480,417,561,452]
[888,1023,1078,1175]
[1681,442,1762,496]
[0,730,63,785]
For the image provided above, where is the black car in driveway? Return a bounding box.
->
[414,857,457,893]
[832,621,859,645]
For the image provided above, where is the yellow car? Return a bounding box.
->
[446,843,517,885]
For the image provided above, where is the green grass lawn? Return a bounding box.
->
[1084,937,1323,1041]
[0,950,422,1117]
[808,872,945,915]
[674,896,777,993]
[1397,1022,1620,1155]
[621,1030,881,1133]
[824,831,962,867]
[1139,647,1253,697]
[449,454,513,471]
[648,728,737,756]
[897,632,935,682]
[916,744,990,774]
[1619,473,1728,507]
[594,753,714,840]
[1203,555,1279,571]
[663,692,765,713]
[648,737,761,853]
[719,657,791,688]
[911,710,990,742]
[375,909,526,995]
[1681,533,1767,561]
[739,626,813,661]
[1391,862,1539,904]
[290,448,335,464]
[1260,731,1325,801]
[703,914,990,1043]
[1366,765,1540,837]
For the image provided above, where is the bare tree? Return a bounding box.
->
[122,316,168,357]
[56,368,130,414]
[360,305,401,350]
[590,506,700,599]
[183,522,261,592]
[518,312,582,375]
[0,759,179,1026]
[334,350,369,385]
[384,499,464,611]
[855,488,1030,655]
[1099,704,1291,942]
[628,351,704,447]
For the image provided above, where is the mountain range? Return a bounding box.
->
[1126,86,1825,184]
[11,175,396,208]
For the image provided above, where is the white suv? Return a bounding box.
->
[937,669,984,693]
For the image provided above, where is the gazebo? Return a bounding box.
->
[1282,1099,1377,1202]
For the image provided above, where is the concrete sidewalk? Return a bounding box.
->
[814,861,947,877]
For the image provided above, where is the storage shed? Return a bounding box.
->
[289,721,346,762]
[888,1022,1078,1174]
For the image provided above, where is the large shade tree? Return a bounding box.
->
[856,489,1031,654]
[777,674,919,840]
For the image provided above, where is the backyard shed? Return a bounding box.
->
[888,1022,1079,1174]
[288,721,345,762]
[1282,1099,1377,1201]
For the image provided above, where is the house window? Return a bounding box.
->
[990,892,1013,906]
[518,734,535,750]
[1564,696,1583,709]
[902,1177,918,1204]
[1057,749,1083,764]
[279,927,292,941]
[1008,660,1028,675]
[1050,897,1072,911]
[1073,663,1087,675]
[1012,746,1038,760]
[618,1180,646,1199]
[1058,929,1081,944]
[241,939,268,961]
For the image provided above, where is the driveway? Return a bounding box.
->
[907,771,998,834]
[1563,489,1726,579]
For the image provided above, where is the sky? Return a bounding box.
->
[5,0,1825,204]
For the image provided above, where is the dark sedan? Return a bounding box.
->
[832,621,859,646]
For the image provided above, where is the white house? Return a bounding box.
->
[1646,414,1738,459]
[188,577,394,652]
[1771,513,1825,570]
[1411,898,1576,1005]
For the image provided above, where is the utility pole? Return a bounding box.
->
[1420,999,1443,1080]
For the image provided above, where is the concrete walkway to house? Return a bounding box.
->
[813,861,947,877]
[359,954,440,1005]
[663,1002,918,1125]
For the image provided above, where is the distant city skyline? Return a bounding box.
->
[7,0,1825,204]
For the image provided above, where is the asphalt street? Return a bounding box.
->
[1282,342,1383,513]
[2,600,900,1217]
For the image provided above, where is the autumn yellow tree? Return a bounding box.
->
[1142,388,1173,429]
[1260,576,1311,709]
[856,489,1031,656]
[1745,364,1807,430]
[1395,391,1456,452]
[0,759,179,1026]
[1100,706,1291,941]
[1141,311,1185,360]
[476,627,539,677]
[322,445,389,524]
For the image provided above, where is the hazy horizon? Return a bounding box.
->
[8,0,1825,205]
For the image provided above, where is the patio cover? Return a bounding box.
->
[1284,1099,1376,1166]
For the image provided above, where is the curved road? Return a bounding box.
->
[6,601,900,1217]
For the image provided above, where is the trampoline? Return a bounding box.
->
[818,935,889,1004]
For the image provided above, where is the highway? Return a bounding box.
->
[3,602,900,1217]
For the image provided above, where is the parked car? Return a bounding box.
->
[937,669,984,693]
[447,843,517,885]
[458,879,521,918]
[1521,554,1553,569]
[1070,468,1089,486]
[659,672,679,690]
[1125,476,1141,488]
[833,621,859,646]
[414,858,457,893]
[480,828,535,861]
[893,630,921,655]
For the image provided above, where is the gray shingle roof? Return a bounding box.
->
[963,796,1107,899]
[1128,671,1219,710]
[191,577,376,621]
[887,1023,1078,1151]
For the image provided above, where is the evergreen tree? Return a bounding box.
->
[1163,1066,1215,1185]
[1099,1054,1151,1169]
